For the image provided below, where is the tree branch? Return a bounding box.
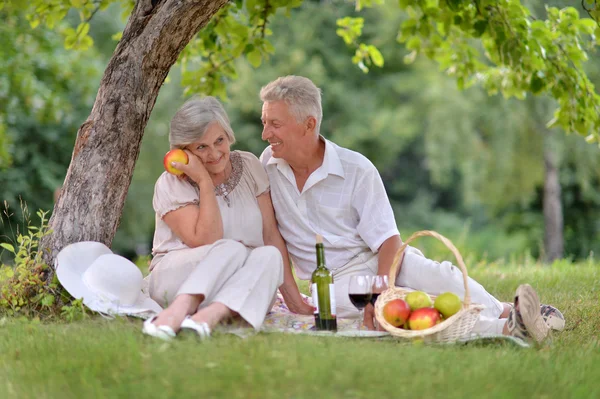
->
[261,0,271,38]
[581,0,600,28]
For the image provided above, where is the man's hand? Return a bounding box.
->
[363,303,385,331]
[363,304,375,330]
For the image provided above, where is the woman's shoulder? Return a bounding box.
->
[154,171,197,195]
[234,150,265,175]
[155,171,178,188]
[231,150,269,195]
[235,150,261,164]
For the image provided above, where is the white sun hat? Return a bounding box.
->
[56,241,162,317]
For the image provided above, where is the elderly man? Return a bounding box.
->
[259,75,564,342]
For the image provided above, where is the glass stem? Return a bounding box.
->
[358,310,363,334]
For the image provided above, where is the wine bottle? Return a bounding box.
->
[311,234,337,331]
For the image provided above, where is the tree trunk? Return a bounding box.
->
[41,0,228,269]
[543,132,564,262]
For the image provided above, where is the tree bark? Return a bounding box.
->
[543,132,564,262]
[41,0,228,269]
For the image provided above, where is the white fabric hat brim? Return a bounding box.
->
[84,295,163,316]
[56,241,113,304]
[56,241,163,316]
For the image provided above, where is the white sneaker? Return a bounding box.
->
[506,284,550,343]
[540,304,565,331]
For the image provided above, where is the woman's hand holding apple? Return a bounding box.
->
[171,150,213,188]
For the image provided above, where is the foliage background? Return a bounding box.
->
[1,0,599,264]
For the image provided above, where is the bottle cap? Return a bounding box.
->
[316,234,323,244]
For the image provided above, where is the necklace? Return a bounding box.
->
[213,152,243,207]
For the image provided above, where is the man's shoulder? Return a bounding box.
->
[328,140,377,172]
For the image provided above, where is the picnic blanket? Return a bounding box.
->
[136,291,529,346]
[261,292,359,334]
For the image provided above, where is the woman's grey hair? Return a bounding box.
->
[260,75,322,134]
[169,96,236,149]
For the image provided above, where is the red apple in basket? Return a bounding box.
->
[163,149,189,176]
[407,307,441,330]
[382,299,411,328]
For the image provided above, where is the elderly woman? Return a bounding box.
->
[143,97,312,340]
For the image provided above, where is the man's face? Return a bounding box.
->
[261,100,306,160]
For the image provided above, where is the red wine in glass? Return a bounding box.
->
[349,293,372,310]
[348,275,373,334]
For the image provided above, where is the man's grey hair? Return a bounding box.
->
[169,96,236,149]
[260,75,322,134]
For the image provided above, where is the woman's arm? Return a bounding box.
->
[257,191,314,315]
[163,151,223,247]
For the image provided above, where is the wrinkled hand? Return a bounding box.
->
[363,304,375,330]
[283,293,315,315]
[363,304,385,331]
[171,150,212,186]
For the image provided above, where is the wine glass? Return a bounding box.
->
[371,275,389,330]
[348,275,372,335]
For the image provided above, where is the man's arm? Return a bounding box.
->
[258,191,314,315]
[363,234,406,330]
[375,234,403,278]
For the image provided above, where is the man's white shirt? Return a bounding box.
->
[260,138,400,279]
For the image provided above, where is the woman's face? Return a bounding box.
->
[186,122,231,176]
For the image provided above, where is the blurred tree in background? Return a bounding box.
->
[0,5,103,262]
[1,0,599,264]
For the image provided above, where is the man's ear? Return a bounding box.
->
[304,116,317,135]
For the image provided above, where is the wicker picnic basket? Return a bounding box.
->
[374,230,485,343]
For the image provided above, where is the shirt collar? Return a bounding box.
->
[321,136,345,178]
[266,136,345,179]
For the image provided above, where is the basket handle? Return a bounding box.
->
[388,230,471,307]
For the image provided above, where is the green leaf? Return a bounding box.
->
[473,19,487,37]
[247,49,262,68]
[406,36,421,51]
[41,294,55,307]
[263,40,276,54]
[0,243,15,254]
[577,19,598,34]
[530,74,545,94]
[367,45,384,67]
[76,22,90,37]
[29,18,40,29]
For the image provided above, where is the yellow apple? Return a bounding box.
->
[163,149,189,176]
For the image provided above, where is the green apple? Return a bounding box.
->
[434,292,462,319]
[405,291,433,311]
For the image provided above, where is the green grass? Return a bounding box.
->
[1,261,600,399]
